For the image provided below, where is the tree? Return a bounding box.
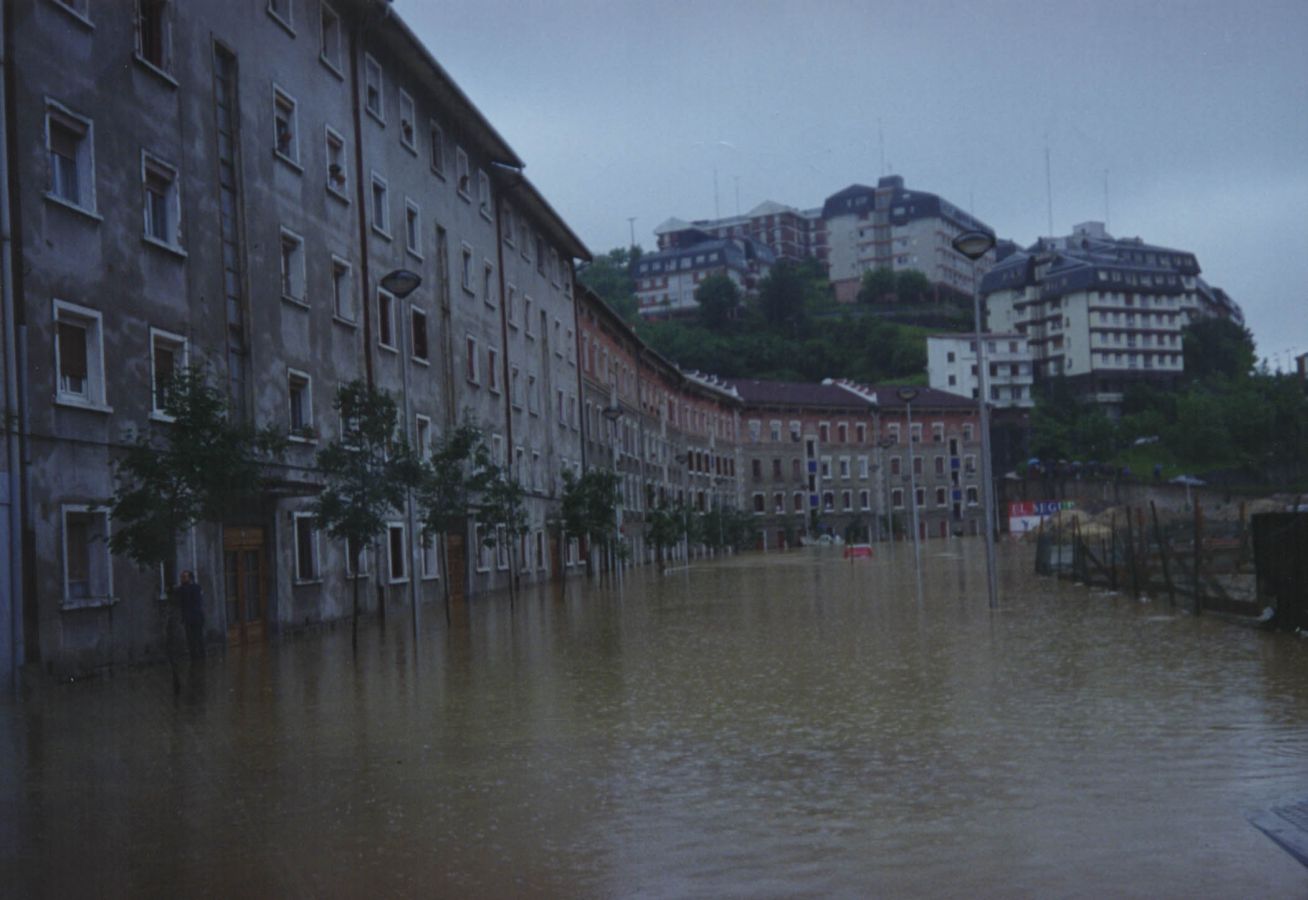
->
[474,463,529,605]
[695,274,740,329]
[755,260,810,337]
[414,421,493,621]
[1182,317,1256,383]
[312,380,422,651]
[646,501,689,564]
[108,366,283,574]
[857,267,896,304]
[895,269,933,304]
[578,246,643,324]
[560,468,622,572]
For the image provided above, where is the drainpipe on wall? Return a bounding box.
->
[0,1,24,693]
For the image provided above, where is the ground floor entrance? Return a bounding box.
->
[223,525,266,645]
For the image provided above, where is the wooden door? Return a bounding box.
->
[223,526,266,644]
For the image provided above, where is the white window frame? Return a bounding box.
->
[319,1,343,75]
[460,243,475,294]
[149,326,187,421]
[404,197,422,258]
[44,98,98,217]
[344,534,369,578]
[506,284,518,328]
[293,512,321,584]
[483,261,496,308]
[330,254,354,324]
[267,0,294,33]
[141,150,183,253]
[487,346,500,394]
[369,171,390,238]
[429,120,445,177]
[410,305,429,364]
[387,522,409,584]
[61,504,114,608]
[134,0,174,79]
[376,286,397,352]
[52,298,109,411]
[455,147,470,200]
[415,414,431,460]
[279,227,307,306]
[478,169,492,220]
[465,335,480,384]
[49,0,92,27]
[398,89,416,153]
[325,125,349,200]
[420,531,439,580]
[272,84,300,169]
[364,53,384,123]
[287,367,313,440]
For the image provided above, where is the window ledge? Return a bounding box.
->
[406,247,424,262]
[400,140,417,157]
[420,574,439,582]
[61,595,117,612]
[54,396,112,414]
[267,9,296,37]
[44,193,102,222]
[457,189,471,204]
[388,578,410,586]
[332,314,358,330]
[274,151,304,174]
[293,578,323,587]
[281,294,310,310]
[371,225,392,241]
[411,356,430,367]
[132,53,178,88]
[327,184,350,203]
[431,167,446,181]
[48,1,94,30]
[366,107,385,127]
[479,208,493,222]
[149,411,176,424]
[378,342,399,355]
[143,234,187,258]
[320,56,344,80]
[288,432,317,445]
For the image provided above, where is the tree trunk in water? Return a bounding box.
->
[351,546,361,654]
[441,532,451,627]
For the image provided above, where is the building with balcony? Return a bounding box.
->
[982,221,1243,412]
[927,334,1035,408]
[653,200,825,264]
[634,230,774,320]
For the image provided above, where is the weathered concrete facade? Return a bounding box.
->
[6,0,592,676]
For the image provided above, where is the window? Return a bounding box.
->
[45,99,96,213]
[293,513,320,582]
[387,523,408,583]
[892,488,904,509]
[456,147,470,199]
[370,172,390,237]
[398,90,416,152]
[536,236,546,274]
[62,506,113,606]
[890,456,901,476]
[506,285,517,327]
[141,152,181,249]
[527,373,538,414]
[510,366,522,409]
[932,423,944,443]
[524,297,535,336]
[913,456,923,477]
[149,327,186,419]
[860,490,870,511]
[288,368,312,437]
[465,336,479,384]
[135,1,171,74]
[753,493,765,514]
[915,487,925,508]
[487,347,500,393]
[410,306,429,362]
[319,2,342,73]
[279,228,306,304]
[842,490,852,511]
[822,492,834,512]
[344,534,368,578]
[819,422,829,443]
[267,0,294,31]
[887,423,901,444]
[935,487,948,507]
[966,486,979,506]
[364,54,384,122]
[53,299,107,409]
[377,287,396,350]
[272,85,299,166]
[420,532,439,579]
[429,121,445,176]
[839,457,851,479]
[483,261,496,307]
[934,456,945,476]
[330,255,353,322]
[460,244,474,293]
[478,169,492,219]
[910,423,922,444]
[415,414,431,460]
[325,126,348,197]
[404,199,422,257]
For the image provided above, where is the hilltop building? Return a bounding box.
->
[633,230,775,320]
[927,334,1035,409]
[981,221,1244,412]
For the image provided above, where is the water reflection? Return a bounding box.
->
[3,539,1306,896]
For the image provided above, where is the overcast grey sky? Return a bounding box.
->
[396,0,1308,370]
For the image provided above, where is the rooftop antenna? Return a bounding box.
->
[713,165,720,220]
[1103,168,1111,231]
[627,216,636,250]
[1044,141,1054,237]
[878,118,886,176]
[734,175,741,217]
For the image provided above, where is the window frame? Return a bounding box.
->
[369,171,390,238]
[272,83,301,169]
[330,254,355,324]
[387,522,409,584]
[364,53,385,124]
[398,89,416,153]
[279,226,307,306]
[404,197,423,259]
[61,504,114,608]
[376,286,398,352]
[267,0,295,34]
[134,0,174,81]
[148,326,187,421]
[292,512,322,584]
[44,98,98,217]
[410,305,429,364]
[324,125,349,201]
[429,120,446,178]
[318,1,343,75]
[287,367,314,440]
[52,298,109,411]
[140,150,183,253]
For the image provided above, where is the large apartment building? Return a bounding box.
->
[633,229,775,320]
[927,333,1035,409]
[982,221,1243,411]
[653,200,826,263]
[2,0,591,678]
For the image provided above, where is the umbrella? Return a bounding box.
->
[1169,474,1205,486]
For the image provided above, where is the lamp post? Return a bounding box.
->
[379,270,423,635]
[897,387,923,600]
[950,229,1000,610]
[602,404,623,574]
[877,436,895,549]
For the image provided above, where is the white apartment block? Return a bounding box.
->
[927,334,1035,408]
[982,222,1242,410]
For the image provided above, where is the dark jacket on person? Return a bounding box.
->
[176,582,204,626]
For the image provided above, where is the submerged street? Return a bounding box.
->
[4,540,1307,897]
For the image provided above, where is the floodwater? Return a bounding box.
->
[4,540,1308,898]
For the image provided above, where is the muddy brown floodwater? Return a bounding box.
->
[3,539,1307,897]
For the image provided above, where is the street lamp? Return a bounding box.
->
[601,405,624,574]
[950,228,1000,610]
[897,386,924,601]
[877,436,895,547]
[380,268,422,299]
